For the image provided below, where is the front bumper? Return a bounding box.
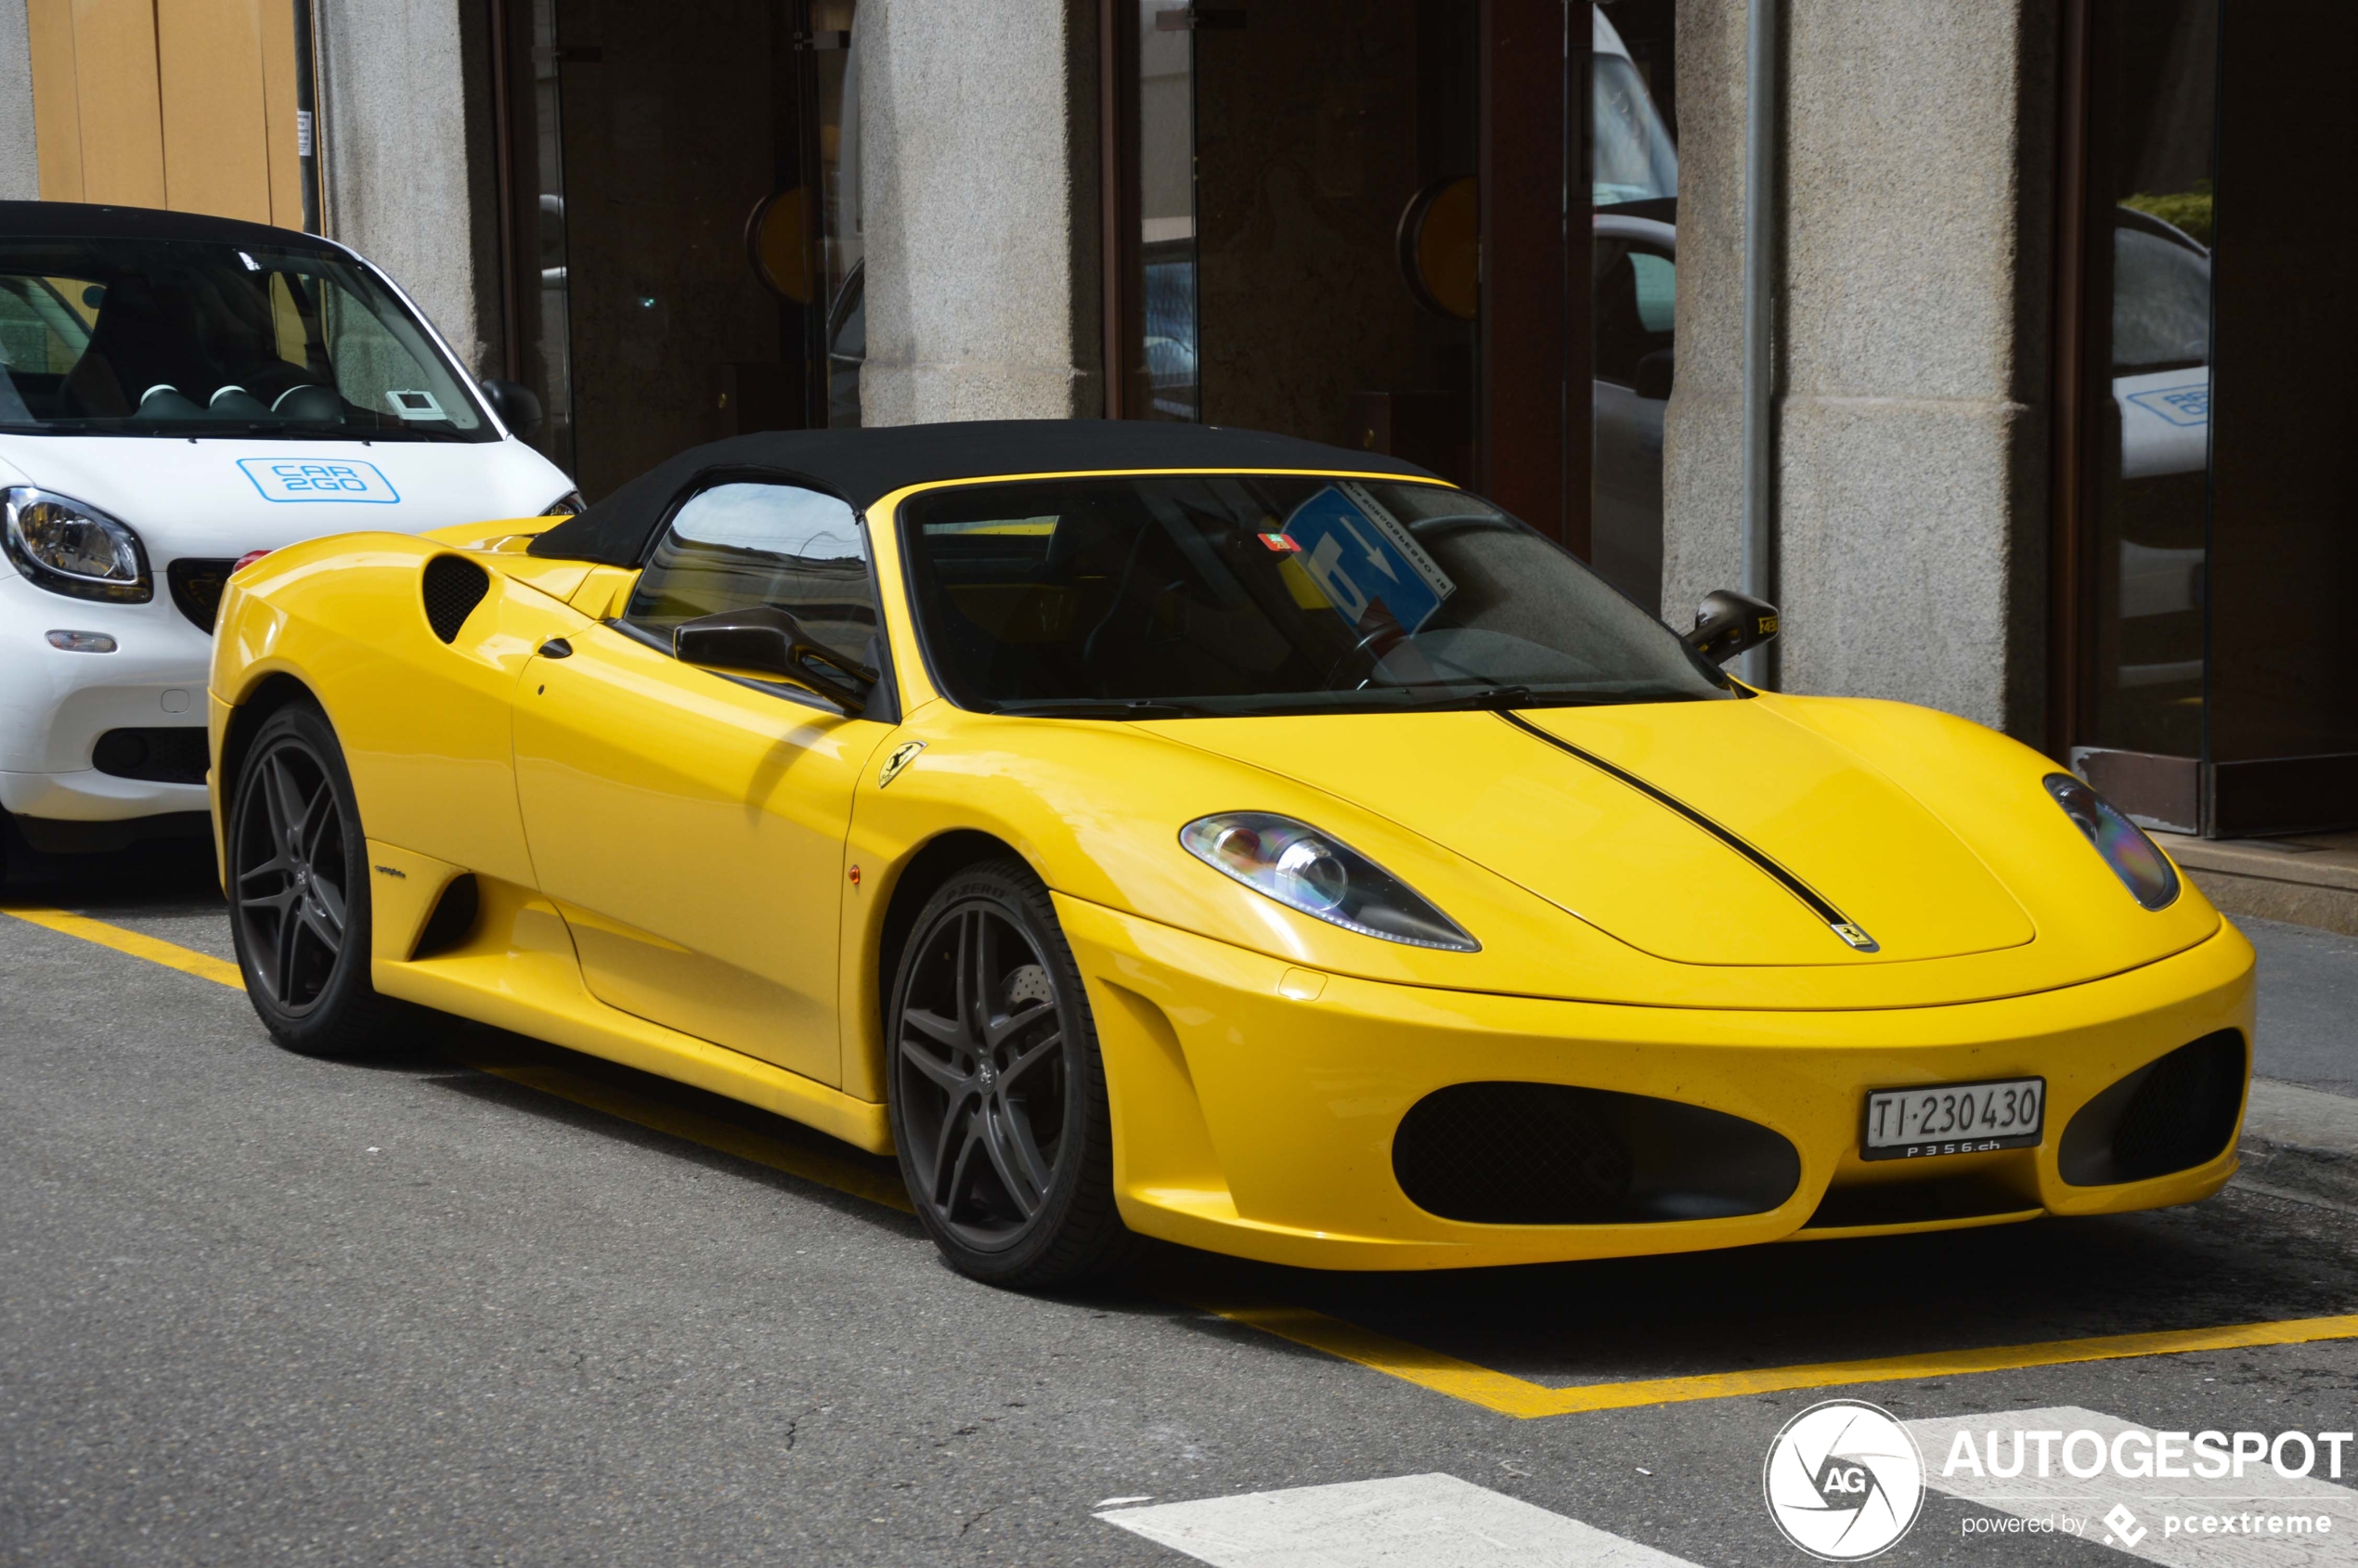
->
[0,569,213,823]
[1060,896,2255,1270]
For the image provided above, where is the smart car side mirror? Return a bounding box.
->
[1685,590,1780,665]
[479,378,543,438]
[1633,347,1674,401]
[674,604,878,715]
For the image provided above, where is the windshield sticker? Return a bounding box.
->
[237,458,401,504]
[386,389,447,421]
[1282,483,1457,632]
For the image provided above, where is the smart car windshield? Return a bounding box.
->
[0,235,492,440]
[900,474,1733,717]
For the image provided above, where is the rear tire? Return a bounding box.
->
[226,701,408,1057]
[887,857,1136,1289]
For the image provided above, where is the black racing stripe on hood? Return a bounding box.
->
[1495,708,1874,947]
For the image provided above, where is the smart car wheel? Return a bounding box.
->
[227,702,406,1057]
[888,858,1134,1289]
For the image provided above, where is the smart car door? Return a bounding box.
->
[511,479,898,1086]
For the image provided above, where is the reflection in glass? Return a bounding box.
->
[813,1,864,426]
[2085,0,2216,758]
[1138,3,1198,421]
[1592,7,1677,208]
[530,0,575,470]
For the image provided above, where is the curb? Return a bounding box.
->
[2235,1078,2358,1210]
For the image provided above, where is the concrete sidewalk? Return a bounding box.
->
[2235,915,2358,1209]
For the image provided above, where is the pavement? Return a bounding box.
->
[8,847,2358,1566]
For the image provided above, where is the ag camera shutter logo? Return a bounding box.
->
[1763,1399,1925,1560]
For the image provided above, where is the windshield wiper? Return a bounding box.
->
[992,699,1209,719]
[1367,684,1541,712]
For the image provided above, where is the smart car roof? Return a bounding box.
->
[527,421,1442,566]
[0,200,342,253]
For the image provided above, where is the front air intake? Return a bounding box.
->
[421,555,490,643]
[2059,1030,2247,1186]
[1393,1082,1801,1225]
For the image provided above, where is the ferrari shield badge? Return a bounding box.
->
[1830,922,1881,952]
[878,740,926,790]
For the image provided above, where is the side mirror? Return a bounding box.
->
[1685,589,1780,666]
[1633,347,1675,402]
[674,604,878,715]
[479,378,544,439]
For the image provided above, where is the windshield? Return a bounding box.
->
[900,475,1732,717]
[0,235,492,440]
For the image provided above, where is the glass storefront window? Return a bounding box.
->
[1136,3,1198,421]
[2081,0,2216,759]
[1591,14,1677,209]
[813,0,864,427]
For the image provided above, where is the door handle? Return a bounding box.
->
[539,638,574,658]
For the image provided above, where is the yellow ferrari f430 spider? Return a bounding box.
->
[207,422,2253,1287]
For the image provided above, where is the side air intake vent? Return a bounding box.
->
[421,555,490,643]
[409,873,480,960]
[1393,1082,1801,1225]
[2059,1030,2247,1186]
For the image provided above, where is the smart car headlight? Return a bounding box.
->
[1180,811,1479,951]
[3,486,151,603]
[2044,773,2179,910]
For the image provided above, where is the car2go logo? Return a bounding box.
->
[236,458,401,504]
[1764,1401,1926,1560]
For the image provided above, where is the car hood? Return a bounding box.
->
[0,434,571,557]
[1153,699,2031,966]
[1133,693,2218,1003]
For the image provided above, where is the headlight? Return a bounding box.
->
[1180,811,1480,952]
[2043,773,2180,910]
[2,486,151,603]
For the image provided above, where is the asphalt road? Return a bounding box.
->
[7,846,2358,1567]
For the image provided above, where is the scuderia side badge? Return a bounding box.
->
[878,740,926,789]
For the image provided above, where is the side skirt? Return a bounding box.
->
[371,870,892,1155]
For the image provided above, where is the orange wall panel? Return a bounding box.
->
[25,0,84,201]
[258,0,305,227]
[158,0,273,223]
[67,0,169,209]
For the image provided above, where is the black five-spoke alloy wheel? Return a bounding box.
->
[228,701,404,1056]
[888,858,1133,1288]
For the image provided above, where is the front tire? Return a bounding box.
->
[887,858,1135,1289]
[227,701,407,1056]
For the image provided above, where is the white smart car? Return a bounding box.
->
[0,202,575,867]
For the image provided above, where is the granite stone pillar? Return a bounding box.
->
[1665,0,2057,740]
[857,0,1102,425]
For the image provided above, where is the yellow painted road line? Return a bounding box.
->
[16,904,2358,1416]
[1190,1301,2358,1419]
[1,904,244,989]
[0,903,910,1212]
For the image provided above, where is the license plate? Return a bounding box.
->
[1861,1077,2045,1161]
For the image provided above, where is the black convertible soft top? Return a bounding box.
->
[527,421,1440,566]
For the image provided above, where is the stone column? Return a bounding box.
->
[857,0,1102,424]
[1664,0,2057,741]
[316,0,503,375]
[0,0,38,200]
